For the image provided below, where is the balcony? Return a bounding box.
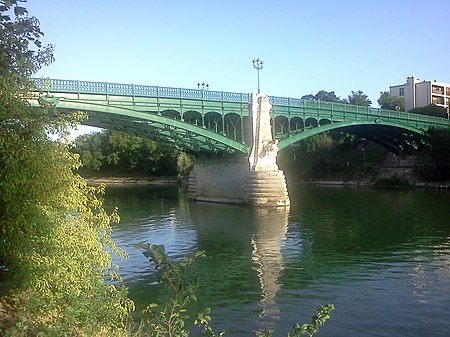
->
[432,85,444,95]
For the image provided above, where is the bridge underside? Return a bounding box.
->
[277,120,427,155]
[47,100,250,155]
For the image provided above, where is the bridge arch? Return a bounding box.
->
[277,120,427,154]
[204,111,223,134]
[319,118,331,126]
[273,116,289,136]
[224,113,242,141]
[161,109,181,120]
[183,110,203,126]
[49,99,249,154]
[290,117,304,133]
[305,117,318,128]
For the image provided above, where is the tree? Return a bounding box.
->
[416,128,450,181]
[409,104,447,118]
[0,0,54,80]
[347,90,371,106]
[0,1,133,335]
[301,90,343,103]
[73,130,179,176]
[377,91,405,111]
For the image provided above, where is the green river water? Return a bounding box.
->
[104,184,450,337]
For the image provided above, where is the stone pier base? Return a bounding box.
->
[188,159,290,207]
[246,170,290,207]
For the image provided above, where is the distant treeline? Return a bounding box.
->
[72,130,193,181]
[303,89,448,118]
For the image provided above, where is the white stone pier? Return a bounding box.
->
[188,93,290,207]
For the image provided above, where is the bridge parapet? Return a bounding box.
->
[34,78,251,102]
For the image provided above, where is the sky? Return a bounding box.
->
[27,0,450,108]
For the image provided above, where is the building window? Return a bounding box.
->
[432,95,444,105]
[446,87,450,96]
[432,85,444,95]
[399,88,404,96]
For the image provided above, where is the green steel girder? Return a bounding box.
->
[32,78,450,156]
[33,97,250,154]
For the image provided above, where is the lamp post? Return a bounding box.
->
[252,58,264,94]
[197,82,209,90]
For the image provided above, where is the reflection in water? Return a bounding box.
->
[251,208,289,326]
[410,237,450,303]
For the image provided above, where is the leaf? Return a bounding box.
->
[13,5,27,16]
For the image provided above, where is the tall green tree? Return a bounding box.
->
[377,91,405,111]
[416,128,450,181]
[0,1,133,335]
[301,90,343,102]
[409,104,447,117]
[347,90,372,106]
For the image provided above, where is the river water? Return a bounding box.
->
[104,184,450,337]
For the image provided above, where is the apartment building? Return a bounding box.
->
[390,75,450,112]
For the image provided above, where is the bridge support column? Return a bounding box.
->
[246,93,290,206]
[188,93,290,207]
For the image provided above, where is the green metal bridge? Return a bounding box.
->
[33,78,450,155]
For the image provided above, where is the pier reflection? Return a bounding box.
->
[250,207,289,324]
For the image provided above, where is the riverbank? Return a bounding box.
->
[85,174,450,190]
[86,176,178,185]
[295,180,450,190]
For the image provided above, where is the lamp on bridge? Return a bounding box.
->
[197,82,209,90]
[252,58,264,94]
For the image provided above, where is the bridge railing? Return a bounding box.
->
[33,78,250,103]
[270,95,449,127]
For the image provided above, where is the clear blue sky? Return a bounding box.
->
[28,0,450,107]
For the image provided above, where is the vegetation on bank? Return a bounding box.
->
[1,1,133,335]
[72,130,193,183]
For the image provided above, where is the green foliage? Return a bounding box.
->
[255,305,334,337]
[409,104,447,117]
[0,0,54,79]
[301,132,334,152]
[134,244,224,337]
[347,90,371,106]
[301,89,372,107]
[416,128,450,181]
[377,91,405,111]
[177,152,194,183]
[73,130,179,177]
[288,304,334,337]
[278,131,389,181]
[0,1,134,335]
[301,90,344,103]
[373,174,415,189]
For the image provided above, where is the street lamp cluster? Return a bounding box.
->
[196,58,264,94]
[197,82,209,90]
